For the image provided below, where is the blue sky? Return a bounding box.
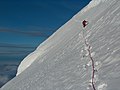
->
[0,0,91,63]
[0,0,91,87]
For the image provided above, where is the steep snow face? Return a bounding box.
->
[16,0,116,76]
[1,0,120,90]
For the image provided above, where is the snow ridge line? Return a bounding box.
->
[82,29,96,90]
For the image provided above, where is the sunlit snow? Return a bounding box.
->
[1,0,120,90]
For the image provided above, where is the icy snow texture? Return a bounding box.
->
[1,0,120,90]
[16,0,114,76]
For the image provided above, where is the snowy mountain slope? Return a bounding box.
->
[16,0,116,76]
[1,0,120,90]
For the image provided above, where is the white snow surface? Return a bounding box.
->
[1,0,120,90]
[16,0,116,76]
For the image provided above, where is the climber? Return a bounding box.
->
[82,20,88,28]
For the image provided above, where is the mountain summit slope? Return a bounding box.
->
[1,0,120,90]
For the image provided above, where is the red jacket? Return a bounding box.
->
[82,20,88,27]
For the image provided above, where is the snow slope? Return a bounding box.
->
[1,0,120,90]
[16,0,116,76]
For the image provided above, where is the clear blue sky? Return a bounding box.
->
[0,0,91,63]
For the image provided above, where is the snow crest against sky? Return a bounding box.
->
[0,0,91,62]
[1,0,120,90]
[0,0,91,88]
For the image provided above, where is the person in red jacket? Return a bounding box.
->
[82,20,88,28]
